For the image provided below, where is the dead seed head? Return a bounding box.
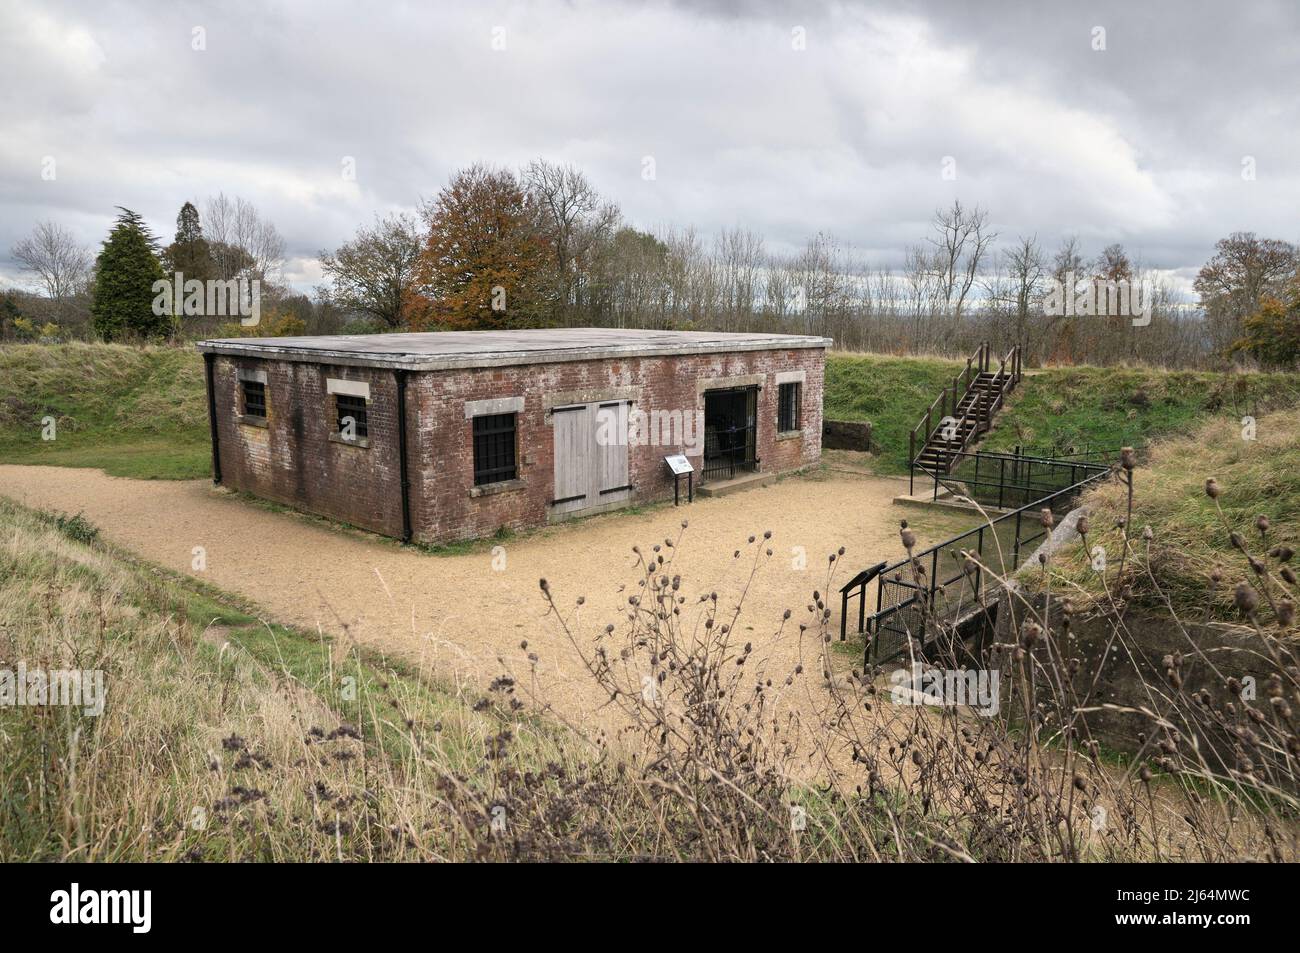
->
[1233,582,1259,616]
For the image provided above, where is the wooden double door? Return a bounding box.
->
[551,400,632,517]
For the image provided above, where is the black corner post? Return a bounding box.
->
[394,369,413,544]
[203,351,222,485]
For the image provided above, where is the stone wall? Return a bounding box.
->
[822,419,872,452]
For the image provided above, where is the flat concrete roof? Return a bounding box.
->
[195,328,832,371]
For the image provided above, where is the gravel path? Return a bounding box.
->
[0,463,968,740]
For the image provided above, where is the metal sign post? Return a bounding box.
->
[665,454,694,505]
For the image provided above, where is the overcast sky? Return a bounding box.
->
[2,0,1298,296]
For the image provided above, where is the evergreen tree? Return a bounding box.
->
[91,207,170,340]
[163,201,213,281]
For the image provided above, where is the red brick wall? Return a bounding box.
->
[407,347,825,544]
[210,356,406,538]
[208,346,824,545]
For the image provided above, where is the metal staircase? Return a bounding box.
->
[908,342,1021,492]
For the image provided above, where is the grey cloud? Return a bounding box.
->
[1,0,1296,294]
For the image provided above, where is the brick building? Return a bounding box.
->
[196,329,829,544]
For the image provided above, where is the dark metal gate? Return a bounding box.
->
[703,386,758,480]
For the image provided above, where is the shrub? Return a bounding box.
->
[53,510,100,544]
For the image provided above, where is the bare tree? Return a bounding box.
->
[11,221,92,310]
[204,193,287,284]
[988,235,1046,360]
[927,200,996,328]
[524,160,620,321]
[713,227,764,331]
[903,244,942,345]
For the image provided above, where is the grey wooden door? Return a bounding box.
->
[594,401,631,507]
[552,404,592,517]
[551,401,631,517]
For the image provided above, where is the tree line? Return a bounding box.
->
[5,160,1299,368]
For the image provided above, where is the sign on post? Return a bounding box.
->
[665,454,694,504]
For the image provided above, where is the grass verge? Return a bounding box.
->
[0,342,209,479]
[0,496,569,860]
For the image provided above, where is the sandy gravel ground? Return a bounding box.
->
[0,463,972,737]
[6,462,1292,854]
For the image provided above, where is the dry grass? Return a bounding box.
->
[2,478,1297,861]
[1052,410,1300,618]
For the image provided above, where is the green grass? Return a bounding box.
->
[826,352,1300,475]
[824,352,966,472]
[0,342,209,479]
[979,366,1300,456]
[1041,409,1300,618]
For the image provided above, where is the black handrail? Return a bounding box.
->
[839,562,887,643]
[997,442,1144,464]
[913,447,1109,506]
[856,465,1112,663]
[908,342,1022,493]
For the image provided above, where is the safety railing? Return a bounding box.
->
[912,447,1110,510]
[844,465,1113,666]
[907,342,1022,493]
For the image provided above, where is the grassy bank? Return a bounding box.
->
[825,352,1300,472]
[980,366,1300,456]
[0,496,576,860]
[0,343,209,479]
[824,352,964,472]
[1044,409,1300,619]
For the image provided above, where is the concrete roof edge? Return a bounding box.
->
[193,335,833,370]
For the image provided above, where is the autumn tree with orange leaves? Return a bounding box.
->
[411,163,556,330]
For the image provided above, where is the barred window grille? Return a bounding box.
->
[241,380,266,420]
[778,382,801,432]
[336,393,368,439]
[473,413,517,485]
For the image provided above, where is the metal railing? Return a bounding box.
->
[988,442,1143,465]
[907,342,1022,493]
[841,464,1113,666]
[912,447,1110,510]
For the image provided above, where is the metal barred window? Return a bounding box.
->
[241,380,266,420]
[778,381,801,432]
[336,393,368,439]
[473,412,517,486]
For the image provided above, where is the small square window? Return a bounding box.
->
[241,379,266,420]
[336,393,368,440]
[473,413,517,486]
[778,382,801,433]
